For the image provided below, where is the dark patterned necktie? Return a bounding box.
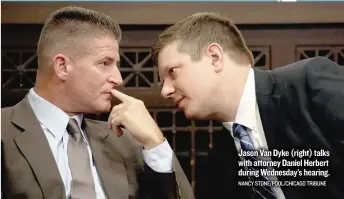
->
[67,118,97,199]
[232,123,276,199]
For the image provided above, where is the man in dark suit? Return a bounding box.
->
[1,6,194,199]
[151,12,344,199]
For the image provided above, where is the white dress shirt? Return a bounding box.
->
[28,88,173,199]
[222,68,286,199]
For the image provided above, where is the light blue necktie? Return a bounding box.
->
[233,123,277,199]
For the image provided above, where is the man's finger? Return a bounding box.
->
[108,103,126,129]
[110,117,122,134]
[109,103,126,118]
[110,89,133,103]
[116,126,123,137]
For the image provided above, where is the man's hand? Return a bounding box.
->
[108,89,164,149]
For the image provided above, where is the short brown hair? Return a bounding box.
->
[37,6,122,73]
[151,12,254,66]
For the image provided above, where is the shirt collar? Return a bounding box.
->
[28,88,84,141]
[223,68,258,134]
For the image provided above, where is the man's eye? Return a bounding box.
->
[169,68,176,75]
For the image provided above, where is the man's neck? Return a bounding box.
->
[213,66,250,122]
[34,86,79,117]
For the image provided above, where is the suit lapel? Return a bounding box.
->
[12,96,66,199]
[84,120,128,199]
[254,69,299,199]
[254,69,287,154]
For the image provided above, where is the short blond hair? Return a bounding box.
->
[37,6,122,74]
[151,12,254,66]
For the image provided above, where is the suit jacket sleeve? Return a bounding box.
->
[121,129,194,199]
[305,57,344,165]
[139,156,192,199]
[305,57,344,138]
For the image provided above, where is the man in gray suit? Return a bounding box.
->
[2,6,194,199]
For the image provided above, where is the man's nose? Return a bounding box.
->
[110,67,123,86]
[108,73,123,87]
[161,81,175,99]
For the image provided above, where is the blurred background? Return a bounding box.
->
[2,2,344,198]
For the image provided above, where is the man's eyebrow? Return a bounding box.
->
[158,63,180,81]
[99,56,115,62]
[110,54,120,65]
[158,65,171,82]
[162,64,173,76]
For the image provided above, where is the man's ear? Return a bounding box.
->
[52,54,72,81]
[206,43,224,73]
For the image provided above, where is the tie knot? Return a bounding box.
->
[67,118,81,136]
[232,123,249,139]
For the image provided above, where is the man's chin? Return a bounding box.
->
[100,104,112,113]
[184,108,200,120]
[184,107,211,121]
[91,102,112,114]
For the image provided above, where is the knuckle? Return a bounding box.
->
[123,111,129,117]
[138,100,144,105]
[134,99,144,107]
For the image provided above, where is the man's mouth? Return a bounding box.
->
[175,97,185,107]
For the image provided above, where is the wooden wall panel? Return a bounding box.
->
[2,23,344,198]
[2,2,344,25]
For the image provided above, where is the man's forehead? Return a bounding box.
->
[158,42,181,68]
[160,41,179,55]
[83,36,119,56]
[92,36,119,49]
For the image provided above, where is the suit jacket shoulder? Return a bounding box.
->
[2,106,18,140]
[271,56,342,85]
[2,99,67,199]
[253,57,344,198]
